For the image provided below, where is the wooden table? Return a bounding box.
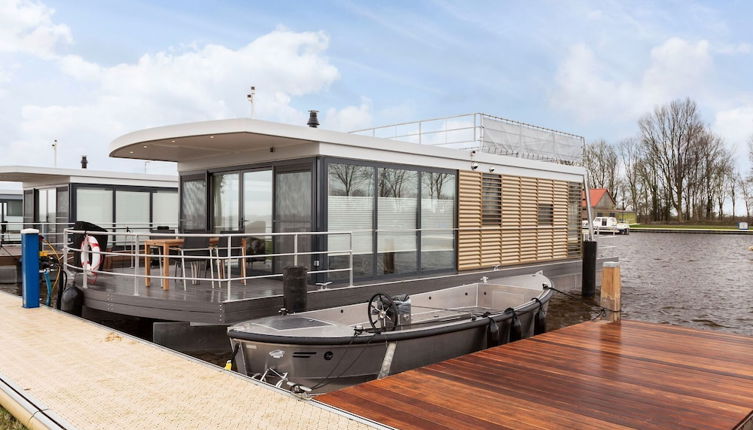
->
[144,238,246,290]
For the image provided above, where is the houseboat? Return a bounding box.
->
[0,164,178,241]
[95,113,596,350]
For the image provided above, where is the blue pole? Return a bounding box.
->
[21,228,39,308]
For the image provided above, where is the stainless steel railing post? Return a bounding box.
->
[82,234,88,290]
[348,232,354,287]
[293,234,299,266]
[133,233,139,290]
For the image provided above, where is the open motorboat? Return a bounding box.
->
[227,272,554,393]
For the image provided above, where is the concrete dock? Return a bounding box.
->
[0,292,382,430]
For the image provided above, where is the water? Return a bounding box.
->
[548,232,753,336]
[4,231,752,345]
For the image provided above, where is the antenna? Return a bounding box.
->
[52,139,58,167]
[246,86,256,118]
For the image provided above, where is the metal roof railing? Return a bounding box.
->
[350,113,585,165]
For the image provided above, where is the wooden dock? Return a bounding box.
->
[320,320,753,430]
[0,292,383,430]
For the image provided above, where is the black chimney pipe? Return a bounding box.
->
[81,155,88,169]
[307,110,319,128]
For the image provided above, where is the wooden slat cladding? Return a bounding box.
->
[457,171,482,270]
[457,170,578,270]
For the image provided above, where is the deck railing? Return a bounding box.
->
[1,221,179,249]
[62,229,356,295]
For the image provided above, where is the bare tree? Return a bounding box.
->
[741,176,753,219]
[584,139,619,195]
[639,98,705,221]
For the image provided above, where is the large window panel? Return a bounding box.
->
[274,170,312,271]
[377,168,418,275]
[153,191,178,228]
[23,190,33,224]
[213,173,240,232]
[244,170,273,272]
[328,164,374,279]
[181,179,206,231]
[116,190,150,245]
[421,172,456,271]
[76,188,113,226]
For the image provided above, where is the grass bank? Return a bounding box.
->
[0,406,25,430]
[629,224,745,230]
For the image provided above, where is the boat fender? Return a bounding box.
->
[60,284,84,317]
[80,235,101,273]
[505,308,522,342]
[532,298,547,335]
[485,316,501,347]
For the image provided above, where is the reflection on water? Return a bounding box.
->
[548,232,753,336]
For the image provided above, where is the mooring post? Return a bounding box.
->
[600,261,621,322]
[581,240,597,297]
[21,228,40,308]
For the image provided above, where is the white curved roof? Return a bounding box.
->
[0,166,177,188]
[110,118,587,182]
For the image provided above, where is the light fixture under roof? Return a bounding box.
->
[209,135,215,139]
[129,151,134,154]
[143,145,148,148]
[171,140,175,143]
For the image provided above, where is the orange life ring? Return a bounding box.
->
[80,235,101,272]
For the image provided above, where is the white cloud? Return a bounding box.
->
[4,27,364,172]
[323,98,372,131]
[0,0,72,58]
[713,105,753,168]
[551,37,713,121]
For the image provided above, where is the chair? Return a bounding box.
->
[173,235,215,290]
[149,229,176,272]
[215,231,247,285]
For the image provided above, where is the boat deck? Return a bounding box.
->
[81,259,596,324]
[0,291,382,430]
[319,320,753,430]
[0,245,20,266]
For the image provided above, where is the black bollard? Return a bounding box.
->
[582,240,597,297]
[282,266,308,313]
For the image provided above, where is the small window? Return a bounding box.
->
[538,204,553,225]
[481,173,501,225]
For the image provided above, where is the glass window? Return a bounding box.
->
[377,168,418,275]
[213,173,240,232]
[538,204,553,225]
[275,170,312,271]
[76,188,113,226]
[421,172,455,271]
[56,187,68,224]
[181,179,206,231]
[482,173,501,225]
[244,170,273,272]
[153,191,178,228]
[116,190,150,245]
[6,200,22,217]
[23,190,33,224]
[328,164,374,279]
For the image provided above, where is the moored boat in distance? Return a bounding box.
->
[227,272,553,393]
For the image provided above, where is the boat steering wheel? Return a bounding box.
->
[368,293,398,333]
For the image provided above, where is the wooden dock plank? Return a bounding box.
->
[0,292,379,430]
[319,320,753,430]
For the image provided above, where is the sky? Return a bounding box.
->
[1,0,752,182]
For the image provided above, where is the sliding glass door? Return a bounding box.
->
[274,168,312,272]
[243,170,273,273]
